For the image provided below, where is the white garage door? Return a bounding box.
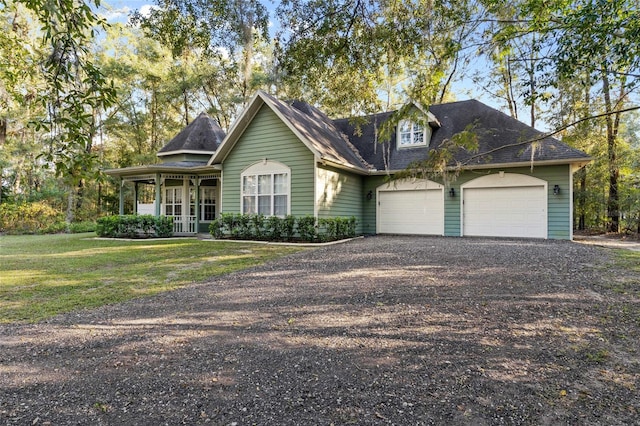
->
[378,189,444,235]
[463,186,546,238]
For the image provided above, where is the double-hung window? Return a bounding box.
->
[242,162,290,216]
[164,187,182,216]
[189,187,216,221]
[398,120,430,147]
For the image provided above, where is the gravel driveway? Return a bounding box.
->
[2,236,639,425]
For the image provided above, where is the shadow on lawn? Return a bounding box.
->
[1,236,638,425]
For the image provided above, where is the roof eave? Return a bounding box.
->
[319,157,369,175]
[454,157,592,171]
[366,157,592,175]
[158,149,216,157]
[103,164,220,178]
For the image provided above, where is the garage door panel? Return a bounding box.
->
[463,186,546,238]
[379,189,443,235]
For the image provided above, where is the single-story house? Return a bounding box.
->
[105,91,591,239]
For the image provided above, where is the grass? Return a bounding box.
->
[613,249,640,273]
[0,233,305,323]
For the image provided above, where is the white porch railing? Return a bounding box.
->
[171,216,197,234]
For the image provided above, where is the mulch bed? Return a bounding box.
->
[1,236,639,425]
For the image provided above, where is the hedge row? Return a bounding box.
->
[0,202,63,234]
[96,215,173,238]
[209,213,357,242]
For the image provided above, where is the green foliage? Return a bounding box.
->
[318,216,357,242]
[0,202,63,234]
[266,215,284,240]
[276,0,477,114]
[209,214,357,242]
[68,221,97,233]
[283,215,297,240]
[296,215,317,242]
[95,215,173,238]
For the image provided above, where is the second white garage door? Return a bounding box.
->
[463,184,547,238]
[378,185,444,235]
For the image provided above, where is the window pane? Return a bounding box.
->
[274,195,287,216]
[258,175,271,194]
[258,195,271,215]
[204,205,215,221]
[175,205,182,216]
[400,132,412,145]
[243,196,256,214]
[166,189,174,203]
[274,173,288,193]
[203,188,215,203]
[243,176,256,195]
[165,205,173,216]
[413,128,424,144]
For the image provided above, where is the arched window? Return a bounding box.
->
[241,161,290,216]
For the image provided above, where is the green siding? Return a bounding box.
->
[316,165,364,234]
[221,105,315,216]
[362,176,387,235]
[363,165,573,239]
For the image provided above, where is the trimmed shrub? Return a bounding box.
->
[209,214,357,243]
[296,215,317,242]
[283,215,296,241]
[96,215,173,238]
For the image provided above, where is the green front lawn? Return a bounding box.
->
[0,233,305,323]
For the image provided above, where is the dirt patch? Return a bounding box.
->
[1,236,639,425]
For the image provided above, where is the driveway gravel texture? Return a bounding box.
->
[2,236,639,425]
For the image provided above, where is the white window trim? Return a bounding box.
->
[196,186,217,222]
[397,120,431,148]
[241,161,291,217]
[164,186,183,216]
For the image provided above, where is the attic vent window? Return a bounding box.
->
[398,120,431,147]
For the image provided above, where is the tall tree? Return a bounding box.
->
[521,0,640,232]
[131,0,270,117]
[276,0,484,116]
[2,0,117,223]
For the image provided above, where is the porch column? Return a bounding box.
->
[154,173,162,217]
[183,176,189,232]
[195,177,200,233]
[133,183,138,215]
[119,179,124,215]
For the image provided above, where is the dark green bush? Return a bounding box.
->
[68,221,97,233]
[96,215,173,238]
[209,214,357,243]
[283,215,296,240]
[266,215,283,240]
[296,216,317,242]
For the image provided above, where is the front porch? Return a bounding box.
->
[118,172,220,235]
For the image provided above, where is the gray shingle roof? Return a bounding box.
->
[334,99,590,171]
[158,112,226,154]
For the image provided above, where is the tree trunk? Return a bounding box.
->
[602,71,620,233]
[0,117,6,145]
[577,167,586,230]
[66,188,75,230]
